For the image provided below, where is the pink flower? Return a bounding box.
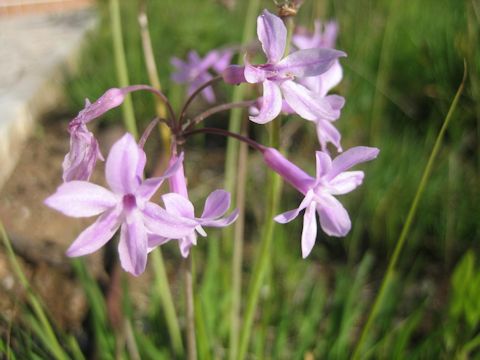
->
[46,133,197,276]
[171,49,234,103]
[63,87,135,182]
[243,10,345,124]
[262,146,379,258]
[292,20,345,152]
[148,154,238,257]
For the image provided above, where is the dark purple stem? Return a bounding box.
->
[183,127,265,152]
[125,84,177,126]
[139,117,167,149]
[178,75,223,128]
[184,100,257,132]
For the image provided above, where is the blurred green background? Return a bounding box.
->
[3,0,480,358]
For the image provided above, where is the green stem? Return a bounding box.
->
[228,119,249,360]
[110,0,138,138]
[368,0,400,144]
[224,0,260,198]
[223,0,260,356]
[352,62,467,359]
[0,223,69,360]
[185,255,197,360]
[138,0,171,154]
[151,249,184,357]
[237,119,282,360]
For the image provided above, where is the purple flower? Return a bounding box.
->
[46,133,197,276]
[242,9,346,124]
[63,87,135,182]
[291,20,345,152]
[293,20,338,50]
[171,49,233,103]
[62,121,104,182]
[148,154,239,257]
[262,146,379,258]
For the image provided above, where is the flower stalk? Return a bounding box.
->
[185,255,197,360]
[351,61,467,359]
[109,0,137,138]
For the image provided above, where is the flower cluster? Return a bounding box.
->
[45,8,378,275]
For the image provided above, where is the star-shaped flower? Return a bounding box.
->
[243,9,346,124]
[148,154,238,257]
[291,19,344,152]
[46,133,196,276]
[171,49,233,103]
[262,146,379,258]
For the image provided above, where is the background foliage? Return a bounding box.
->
[2,0,479,358]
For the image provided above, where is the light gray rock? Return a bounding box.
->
[0,9,96,189]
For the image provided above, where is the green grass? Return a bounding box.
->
[3,0,480,358]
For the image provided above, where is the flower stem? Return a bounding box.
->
[225,2,260,356]
[109,0,137,138]
[351,61,467,359]
[183,127,265,152]
[237,131,281,360]
[178,76,223,128]
[229,118,249,360]
[137,0,172,156]
[151,249,184,357]
[185,255,197,360]
[184,100,256,132]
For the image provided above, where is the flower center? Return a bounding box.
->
[122,193,137,211]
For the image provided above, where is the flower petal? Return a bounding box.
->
[328,171,364,195]
[162,193,195,218]
[201,190,231,219]
[274,190,315,223]
[327,146,380,180]
[257,9,286,63]
[315,151,332,179]
[276,48,346,78]
[118,210,148,276]
[249,80,282,124]
[200,208,239,227]
[244,61,269,83]
[45,181,117,217]
[281,80,340,121]
[223,65,247,84]
[66,208,120,256]
[137,153,185,201]
[262,147,315,194]
[316,119,342,152]
[143,202,197,238]
[179,233,197,258]
[105,133,144,194]
[318,60,343,96]
[147,234,171,252]
[317,193,351,237]
[212,49,234,73]
[63,122,103,182]
[301,201,318,258]
[75,88,126,124]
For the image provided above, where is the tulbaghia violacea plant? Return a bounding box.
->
[47,7,378,279]
[262,146,379,258]
[44,8,380,358]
